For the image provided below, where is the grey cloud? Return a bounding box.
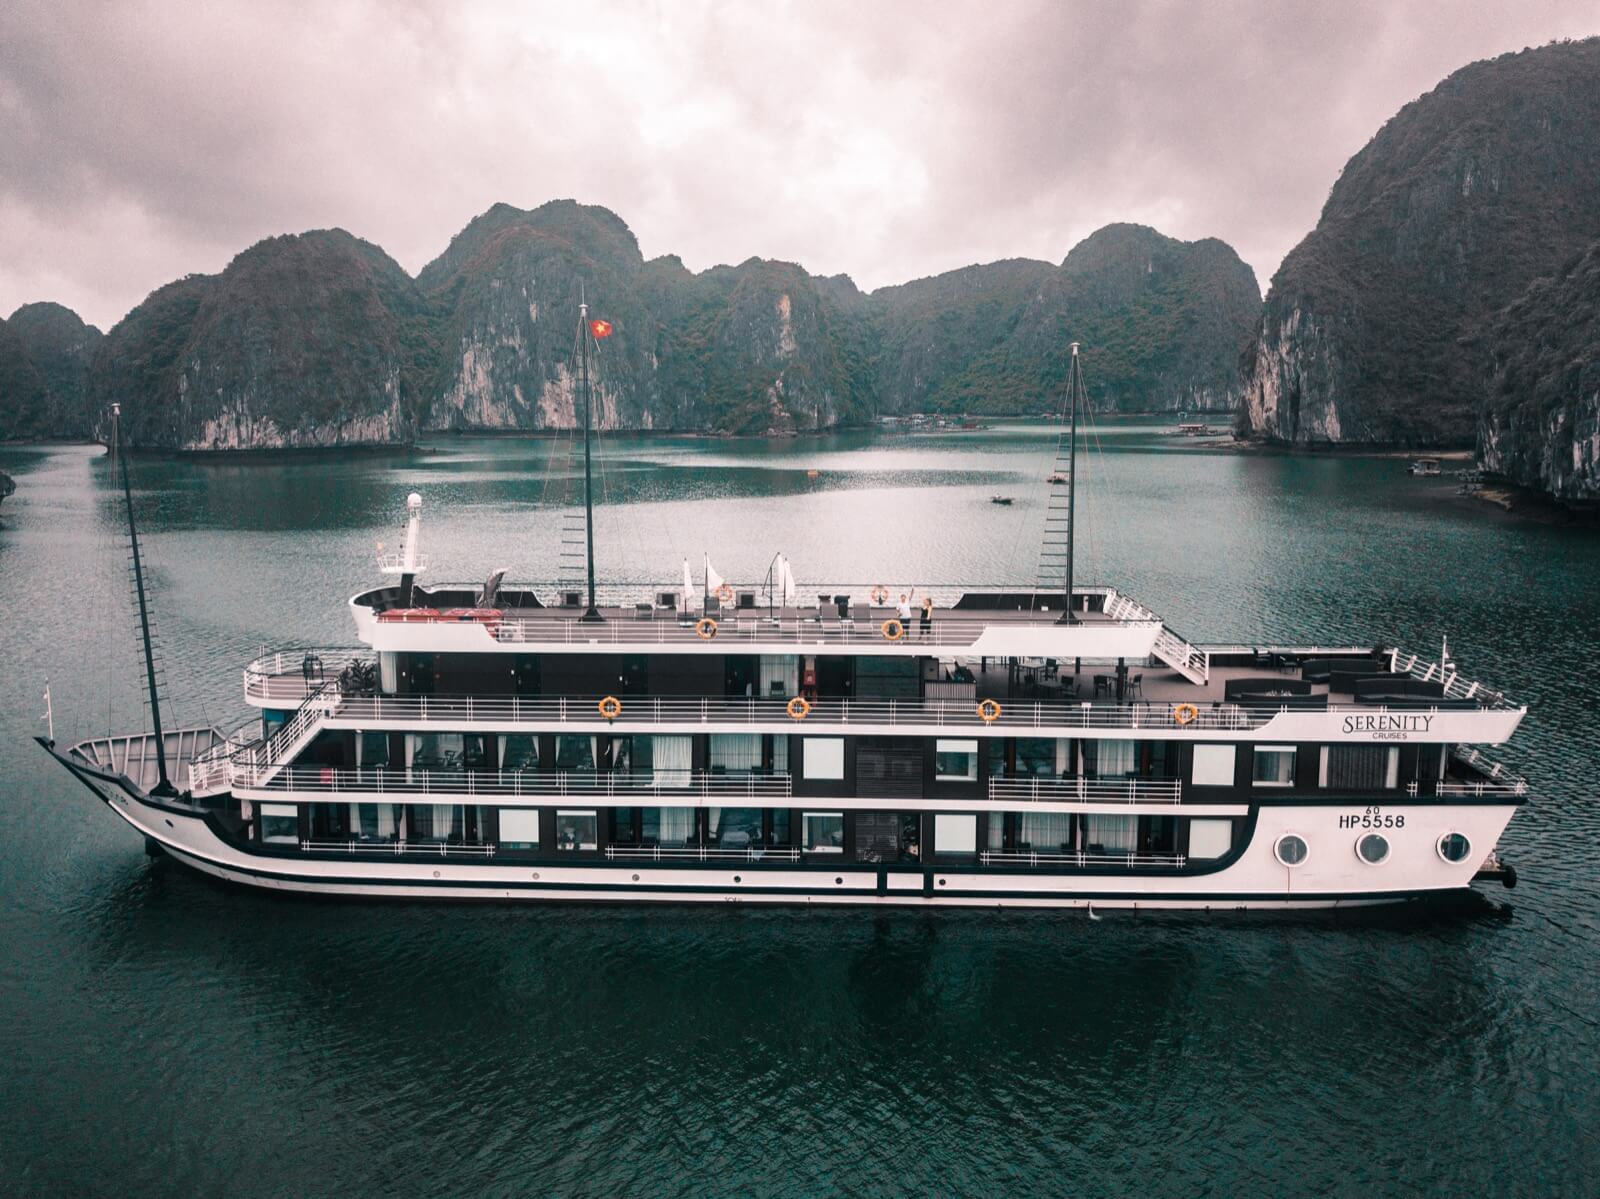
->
[2,0,1597,330]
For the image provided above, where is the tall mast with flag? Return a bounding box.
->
[578,297,613,622]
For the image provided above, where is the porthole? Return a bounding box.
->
[1437,832,1472,864]
[734,876,742,884]
[1355,833,1390,865]
[632,874,640,882]
[835,877,843,885]
[1274,833,1309,867]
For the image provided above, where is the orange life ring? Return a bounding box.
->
[870,585,890,605]
[881,619,905,641]
[1172,702,1199,726]
[977,699,1002,723]
[597,695,622,720]
[715,583,735,603]
[786,696,812,720]
[696,617,718,640]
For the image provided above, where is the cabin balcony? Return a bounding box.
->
[234,766,795,803]
[987,777,1183,804]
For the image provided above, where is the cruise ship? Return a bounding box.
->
[38,322,1526,910]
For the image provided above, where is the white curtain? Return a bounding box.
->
[710,734,761,774]
[432,804,457,839]
[377,804,396,838]
[773,736,789,775]
[654,736,692,788]
[759,655,799,697]
[659,807,695,844]
[1020,812,1073,851]
[1096,740,1138,778]
[1085,814,1137,852]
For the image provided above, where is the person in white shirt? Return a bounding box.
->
[897,592,914,622]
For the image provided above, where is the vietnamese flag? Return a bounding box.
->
[589,318,613,339]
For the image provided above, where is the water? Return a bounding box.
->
[3,423,1599,1197]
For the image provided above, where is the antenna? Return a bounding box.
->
[111,403,175,795]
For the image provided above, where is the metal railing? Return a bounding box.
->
[604,846,803,863]
[299,838,493,857]
[987,777,1183,804]
[244,649,374,704]
[1391,648,1515,710]
[237,766,795,800]
[302,692,1509,735]
[979,850,1187,868]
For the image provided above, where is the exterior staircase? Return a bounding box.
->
[1104,591,1210,686]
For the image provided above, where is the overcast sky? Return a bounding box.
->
[2,0,1598,331]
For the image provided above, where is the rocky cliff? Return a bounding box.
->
[66,201,1260,447]
[1241,38,1600,447]
[91,231,439,450]
[0,304,102,441]
[1480,241,1600,504]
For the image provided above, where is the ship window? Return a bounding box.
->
[555,736,596,773]
[803,738,845,781]
[934,813,977,855]
[1253,746,1297,787]
[348,803,399,841]
[260,803,299,844]
[772,735,789,776]
[1093,740,1139,779]
[709,807,762,848]
[710,734,762,775]
[1356,833,1390,865]
[935,739,979,781]
[803,812,844,852]
[1322,745,1397,790]
[1437,832,1472,863]
[501,734,539,771]
[1191,744,1236,787]
[499,808,541,849]
[1084,814,1136,855]
[1019,812,1072,853]
[411,804,460,841]
[359,731,390,769]
[1274,833,1309,866]
[411,732,463,770]
[770,808,791,847]
[651,736,692,788]
[643,807,696,847]
[1188,818,1233,859]
[555,810,597,851]
[985,812,1006,851]
[1017,738,1058,777]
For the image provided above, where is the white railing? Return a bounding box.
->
[299,839,494,857]
[244,649,375,704]
[304,691,1498,736]
[237,766,795,800]
[987,777,1182,804]
[979,850,1187,868]
[1105,590,1209,684]
[604,846,803,863]
[1391,648,1514,710]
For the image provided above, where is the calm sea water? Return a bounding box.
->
[3,423,1599,1197]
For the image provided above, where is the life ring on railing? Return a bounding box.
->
[696,617,718,640]
[978,699,1002,723]
[870,584,890,605]
[598,695,622,721]
[1172,702,1199,726]
[786,696,812,720]
[881,618,905,641]
[715,583,735,603]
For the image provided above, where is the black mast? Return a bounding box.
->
[578,297,601,622]
[1060,342,1082,625]
[111,403,175,795]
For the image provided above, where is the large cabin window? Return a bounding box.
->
[709,807,762,849]
[358,731,390,770]
[555,736,596,773]
[802,738,845,781]
[1252,746,1297,787]
[501,734,539,771]
[710,734,762,775]
[1188,818,1233,859]
[1320,745,1399,790]
[555,810,598,850]
[803,812,844,853]
[409,733,485,771]
[1084,814,1137,854]
[1018,812,1073,853]
[935,739,979,781]
[260,803,299,845]
[348,803,399,841]
[498,809,540,850]
[1191,744,1236,787]
[1091,740,1138,778]
[1016,738,1058,778]
[643,807,696,847]
[410,804,461,842]
[934,813,977,858]
[759,655,800,698]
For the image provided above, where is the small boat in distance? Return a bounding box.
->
[990,494,1014,505]
[1407,457,1442,477]
[1046,473,1066,484]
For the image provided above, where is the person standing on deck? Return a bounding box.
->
[919,595,933,639]
[897,591,915,624]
